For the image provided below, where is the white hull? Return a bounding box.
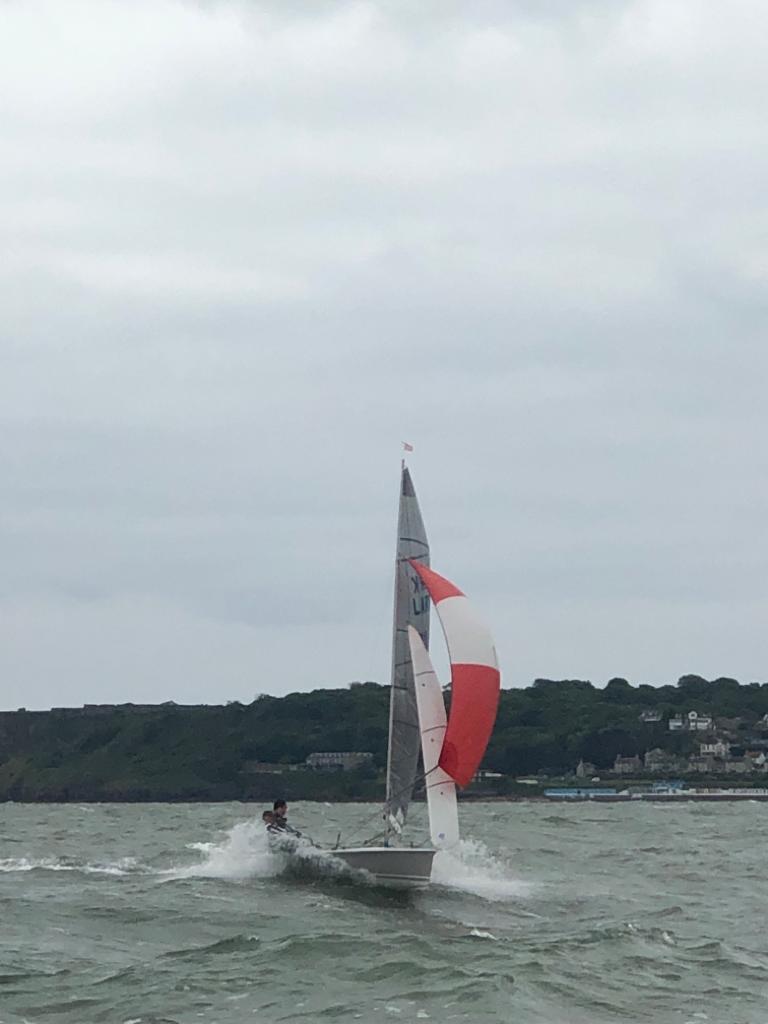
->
[334,846,435,889]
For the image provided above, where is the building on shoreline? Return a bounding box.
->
[306,752,374,771]
[644,748,684,773]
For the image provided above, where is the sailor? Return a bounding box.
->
[272,799,301,836]
[262,810,279,833]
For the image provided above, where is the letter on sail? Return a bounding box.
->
[409,562,501,788]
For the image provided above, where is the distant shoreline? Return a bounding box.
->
[3,791,767,805]
[5,682,768,803]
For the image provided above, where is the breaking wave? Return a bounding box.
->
[431,837,536,901]
[162,821,361,885]
[0,856,141,876]
[164,821,278,881]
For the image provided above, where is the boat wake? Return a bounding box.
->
[0,822,353,885]
[164,824,528,898]
[0,825,530,902]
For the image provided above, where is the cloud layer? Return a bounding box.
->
[1,0,766,708]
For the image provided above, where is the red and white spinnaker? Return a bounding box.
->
[410,562,501,786]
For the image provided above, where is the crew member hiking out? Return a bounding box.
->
[272,799,301,836]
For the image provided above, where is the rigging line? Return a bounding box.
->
[337,765,440,849]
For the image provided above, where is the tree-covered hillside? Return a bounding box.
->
[487,674,768,776]
[1,674,767,801]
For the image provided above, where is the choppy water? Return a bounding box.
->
[1,801,767,1023]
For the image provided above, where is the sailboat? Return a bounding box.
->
[333,464,501,888]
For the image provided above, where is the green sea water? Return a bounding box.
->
[1,800,766,1023]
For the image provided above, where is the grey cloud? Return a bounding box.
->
[1,0,767,708]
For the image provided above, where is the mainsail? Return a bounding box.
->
[385,464,430,827]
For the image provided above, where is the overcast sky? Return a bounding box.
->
[1,0,766,710]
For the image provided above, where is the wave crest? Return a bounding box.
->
[431,837,534,900]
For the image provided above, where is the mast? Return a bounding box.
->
[384,461,430,834]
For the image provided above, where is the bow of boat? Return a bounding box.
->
[333,846,435,888]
